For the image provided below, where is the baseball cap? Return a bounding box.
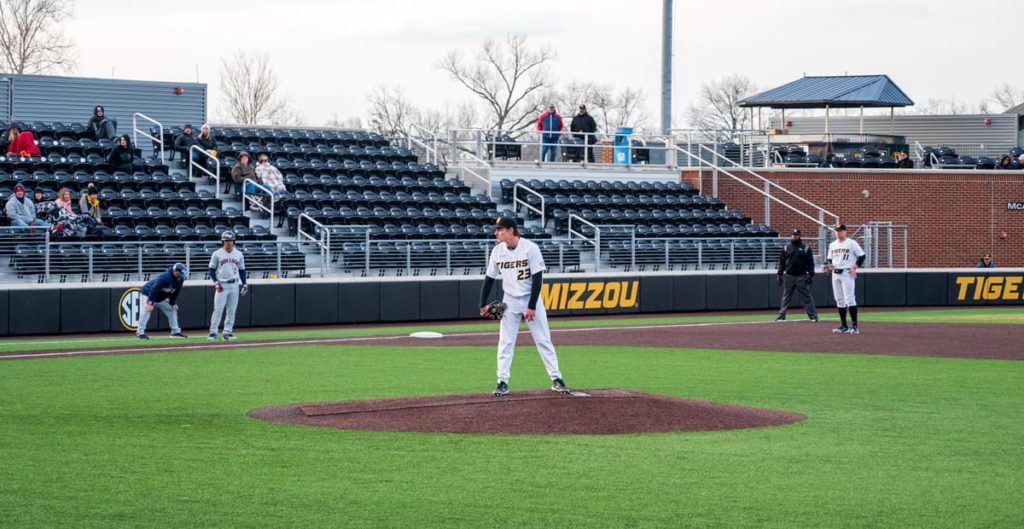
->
[493,216,517,230]
[579,104,587,109]
[173,262,189,280]
[547,103,555,109]
[834,223,847,231]
[791,228,802,236]
[14,183,25,192]
[221,230,236,241]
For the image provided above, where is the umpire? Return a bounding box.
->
[775,228,818,322]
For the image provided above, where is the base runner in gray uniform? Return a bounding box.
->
[208,230,248,341]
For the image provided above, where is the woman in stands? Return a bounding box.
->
[230,151,255,198]
[5,128,41,157]
[107,135,137,173]
[78,183,102,224]
[54,188,75,216]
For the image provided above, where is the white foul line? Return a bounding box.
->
[0,320,770,360]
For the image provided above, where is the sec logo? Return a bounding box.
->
[118,287,142,331]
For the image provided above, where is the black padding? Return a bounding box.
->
[736,274,771,309]
[295,283,339,324]
[420,280,460,321]
[705,275,738,310]
[338,282,380,323]
[250,283,295,326]
[864,272,907,306]
[672,276,706,311]
[947,273,987,306]
[906,272,948,306]
[379,282,419,322]
[59,288,111,334]
[639,276,674,313]
[204,283,253,330]
[0,290,8,336]
[459,280,491,319]
[9,289,60,335]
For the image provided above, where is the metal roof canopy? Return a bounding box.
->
[739,75,914,109]
[739,75,915,136]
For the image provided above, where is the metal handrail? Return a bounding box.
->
[242,178,275,231]
[408,123,439,165]
[568,213,600,269]
[188,145,221,196]
[297,213,329,276]
[513,183,545,228]
[448,127,676,168]
[132,112,165,164]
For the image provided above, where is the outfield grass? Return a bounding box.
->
[1,309,1021,528]
[2,307,1022,354]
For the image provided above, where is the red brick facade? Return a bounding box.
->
[681,169,1024,267]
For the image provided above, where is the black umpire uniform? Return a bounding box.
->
[776,228,818,321]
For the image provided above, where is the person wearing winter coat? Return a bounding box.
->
[569,104,598,163]
[107,135,138,173]
[174,124,200,163]
[78,183,102,223]
[536,104,563,162]
[229,151,255,197]
[4,183,47,228]
[88,105,117,140]
[5,129,41,157]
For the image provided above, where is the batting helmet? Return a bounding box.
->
[221,230,236,242]
[173,262,189,280]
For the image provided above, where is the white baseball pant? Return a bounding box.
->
[831,271,857,308]
[210,282,240,334]
[136,294,180,336]
[497,294,562,383]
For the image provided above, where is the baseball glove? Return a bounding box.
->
[481,301,507,320]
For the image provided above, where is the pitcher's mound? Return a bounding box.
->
[248,389,805,435]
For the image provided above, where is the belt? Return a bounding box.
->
[832,269,848,274]
[221,279,237,284]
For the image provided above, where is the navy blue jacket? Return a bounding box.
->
[140,266,185,305]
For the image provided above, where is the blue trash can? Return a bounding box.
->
[613,127,634,164]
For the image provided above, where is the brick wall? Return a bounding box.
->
[681,169,1024,267]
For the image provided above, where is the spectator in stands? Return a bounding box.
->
[5,128,41,157]
[997,155,1017,170]
[54,188,75,216]
[87,105,117,140]
[895,151,914,169]
[1018,154,1024,170]
[174,124,200,163]
[570,105,598,163]
[536,104,563,162]
[1,125,17,152]
[107,135,137,173]
[33,187,45,203]
[4,183,47,228]
[197,124,220,173]
[78,183,102,223]
[255,154,287,227]
[229,151,254,197]
[976,253,996,268]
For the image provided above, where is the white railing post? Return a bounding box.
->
[132,112,165,164]
[513,183,546,228]
[189,145,221,197]
[243,178,276,232]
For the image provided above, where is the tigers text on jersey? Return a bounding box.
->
[208,248,246,282]
[828,238,865,269]
[486,237,546,297]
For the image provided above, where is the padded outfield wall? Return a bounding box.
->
[682,169,1024,268]
[0,270,1021,335]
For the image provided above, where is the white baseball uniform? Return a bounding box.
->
[209,247,245,334]
[827,237,865,308]
[486,237,562,384]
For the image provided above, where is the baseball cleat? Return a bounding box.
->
[551,378,570,394]
[208,333,217,341]
[809,316,819,322]
[223,333,237,341]
[774,314,786,322]
[137,334,150,340]
[169,332,188,339]
[847,325,860,334]
[832,326,849,334]
[492,381,509,397]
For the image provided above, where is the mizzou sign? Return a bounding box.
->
[953,275,1024,302]
[540,280,639,312]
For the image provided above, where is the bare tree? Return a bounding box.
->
[324,112,363,130]
[915,96,974,115]
[684,74,758,133]
[218,50,300,125]
[438,34,557,131]
[0,0,75,74]
[366,85,419,137]
[555,81,650,134]
[987,84,1024,113]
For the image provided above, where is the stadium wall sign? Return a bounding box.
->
[1008,202,1024,210]
[2,270,1022,335]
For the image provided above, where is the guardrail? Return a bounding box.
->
[241,178,275,230]
[448,128,676,169]
[513,183,545,228]
[568,213,600,268]
[0,238,307,282]
[188,145,221,196]
[407,123,440,165]
[296,213,328,275]
[132,113,165,164]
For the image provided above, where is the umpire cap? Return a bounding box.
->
[493,216,517,230]
[173,262,189,280]
[221,230,236,242]
[834,223,847,232]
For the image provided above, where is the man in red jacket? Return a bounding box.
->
[536,104,563,162]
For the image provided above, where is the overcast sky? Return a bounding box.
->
[66,0,1021,126]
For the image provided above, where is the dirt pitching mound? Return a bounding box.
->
[247,389,805,435]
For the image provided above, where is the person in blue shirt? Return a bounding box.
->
[976,254,996,268]
[535,104,563,162]
[136,263,189,340]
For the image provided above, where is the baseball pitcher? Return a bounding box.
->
[208,230,247,341]
[136,262,189,340]
[827,223,866,334]
[479,216,569,397]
